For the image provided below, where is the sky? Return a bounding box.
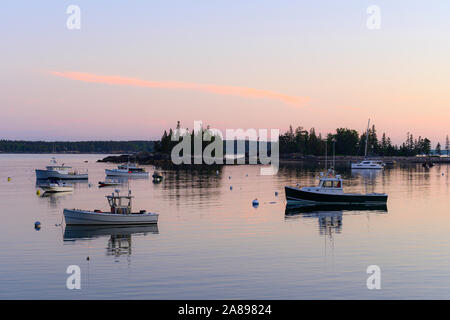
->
[1,1,450,145]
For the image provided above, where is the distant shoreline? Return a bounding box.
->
[0,152,127,155]
[279,155,450,163]
[2,152,449,164]
[97,152,450,166]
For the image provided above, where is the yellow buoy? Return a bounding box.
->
[36,190,41,196]
[7,177,11,182]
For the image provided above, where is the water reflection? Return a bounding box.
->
[36,178,88,185]
[63,225,159,259]
[285,204,387,237]
[39,191,73,207]
[350,169,382,179]
[159,169,224,205]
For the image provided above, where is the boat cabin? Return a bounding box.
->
[46,165,71,170]
[319,176,343,189]
[107,190,134,214]
[301,170,344,194]
[118,163,146,173]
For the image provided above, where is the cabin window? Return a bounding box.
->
[323,181,333,188]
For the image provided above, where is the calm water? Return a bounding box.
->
[1,154,450,299]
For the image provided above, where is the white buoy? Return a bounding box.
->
[252,199,259,207]
[216,170,219,175]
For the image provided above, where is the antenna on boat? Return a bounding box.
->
[325,139,328,170]
[332,138,336,170]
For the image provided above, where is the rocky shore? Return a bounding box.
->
[97,151,223,170]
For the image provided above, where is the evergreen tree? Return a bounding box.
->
[446,135,449,156]
[436,142,442,155]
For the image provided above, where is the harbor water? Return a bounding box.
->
[1,154,450,299]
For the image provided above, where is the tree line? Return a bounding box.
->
[279,125,447,156]
[155,121,222,156]
[156,121,447,157]
[0,140,155,153]
[3,123,447,157]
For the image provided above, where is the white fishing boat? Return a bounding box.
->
[39,180,73,193]
[351,119,385,170]
[36,158,88,180]
[105,162,149,177]
[63,189,158,225]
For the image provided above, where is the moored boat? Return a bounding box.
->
[63,190,158,225]
[285,169,388,205]
[39,180,73,193]
[98,179,121,187]
[351,160,385,170]
[36,158,88,180]
[105,162,149,177]
[351,119,385,170]
[152,171,163,183]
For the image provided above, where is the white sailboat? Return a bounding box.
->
[351,119,385,170]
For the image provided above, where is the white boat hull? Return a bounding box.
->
[42,186,73,193]
[105,169,149,177]
[63,209,158,225]
[36,169,88,180]
[351,163,384,170]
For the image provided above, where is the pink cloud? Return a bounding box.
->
[49,71,309,108]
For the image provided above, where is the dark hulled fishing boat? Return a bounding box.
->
[285,169,388,205]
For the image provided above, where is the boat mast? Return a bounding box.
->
[364,118,370,159]
[332,138,336,169]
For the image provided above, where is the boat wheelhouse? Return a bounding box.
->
[285,169,388,205]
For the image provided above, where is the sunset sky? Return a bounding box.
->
[1,1,450,145]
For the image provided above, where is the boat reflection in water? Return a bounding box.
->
[350,169,383,179]
[285,203,387,237]
[63,225,159,258]
[39,190,73,208]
